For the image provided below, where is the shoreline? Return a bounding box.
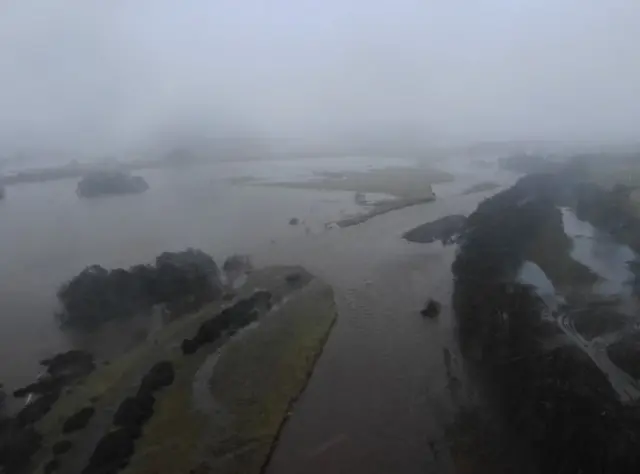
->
[1,266,337,474]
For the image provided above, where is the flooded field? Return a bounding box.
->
[0,158,405,391]
[0,154,516,473]
[519,207,640,402]
[454,172,640,473]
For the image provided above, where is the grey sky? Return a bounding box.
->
[0,0,639,157]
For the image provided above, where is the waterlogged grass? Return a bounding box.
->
[28,266,329,474]
[38,295,228,430]
[121,354,208,474]
[336,196,436,227]
[264,166,451,199]
[31,298,228,474]
[204,278,336,473]
[123,274,337,474]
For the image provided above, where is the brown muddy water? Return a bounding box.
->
[0,156,515,472]
[0,160,373,391]
[258,184,507,474]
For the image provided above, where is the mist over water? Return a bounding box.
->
[2,2,640,472]
[0,157,420,389]
[1,0,640,161]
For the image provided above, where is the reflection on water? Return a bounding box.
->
[561,208,637,296]
[518,208,640,402]
[518,261,554,293]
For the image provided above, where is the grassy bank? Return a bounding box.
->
[122,272,337,474]
[22,266,336,474]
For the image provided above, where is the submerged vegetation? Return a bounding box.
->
[453,173,640,473]
[57,249,222,329]
[1,265,335,474]
[574,182,640,253]
[268,166,451,199]
[0,350,95,473]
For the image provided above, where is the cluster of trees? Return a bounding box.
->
[452,174,640,473]
[575,183,640,248]
[453,174,561,360]
[76,171,149,198]
[454,174,559,284]
[56,249,222,329]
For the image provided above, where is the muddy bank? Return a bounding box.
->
[453,174,640,473]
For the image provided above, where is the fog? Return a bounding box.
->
[1,0,640,160]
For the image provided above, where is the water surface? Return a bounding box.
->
[0,155,509,473]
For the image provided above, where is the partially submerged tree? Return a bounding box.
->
[452,174,640,473]
[57,249,222,329]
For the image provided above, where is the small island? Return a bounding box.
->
[76,171,149,198]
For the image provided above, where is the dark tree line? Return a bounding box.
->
[57,249,222,329]
[452,174,640,473]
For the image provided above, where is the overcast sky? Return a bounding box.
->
[0,0,639,157]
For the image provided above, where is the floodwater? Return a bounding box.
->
[0,154,512,472]
[518,208,640,402]
[0,157,394,391]
[561,208,637,296]
[261,198,485,473]
[260,172,513,473]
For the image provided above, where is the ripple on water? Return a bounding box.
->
[259,185,492,474]
[0,159,514,473]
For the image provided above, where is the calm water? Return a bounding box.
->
[518,208,640,402]
[0,158,405,391]
[261,181,510,473]
[561,208,637,296]
[0,155,511,472]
